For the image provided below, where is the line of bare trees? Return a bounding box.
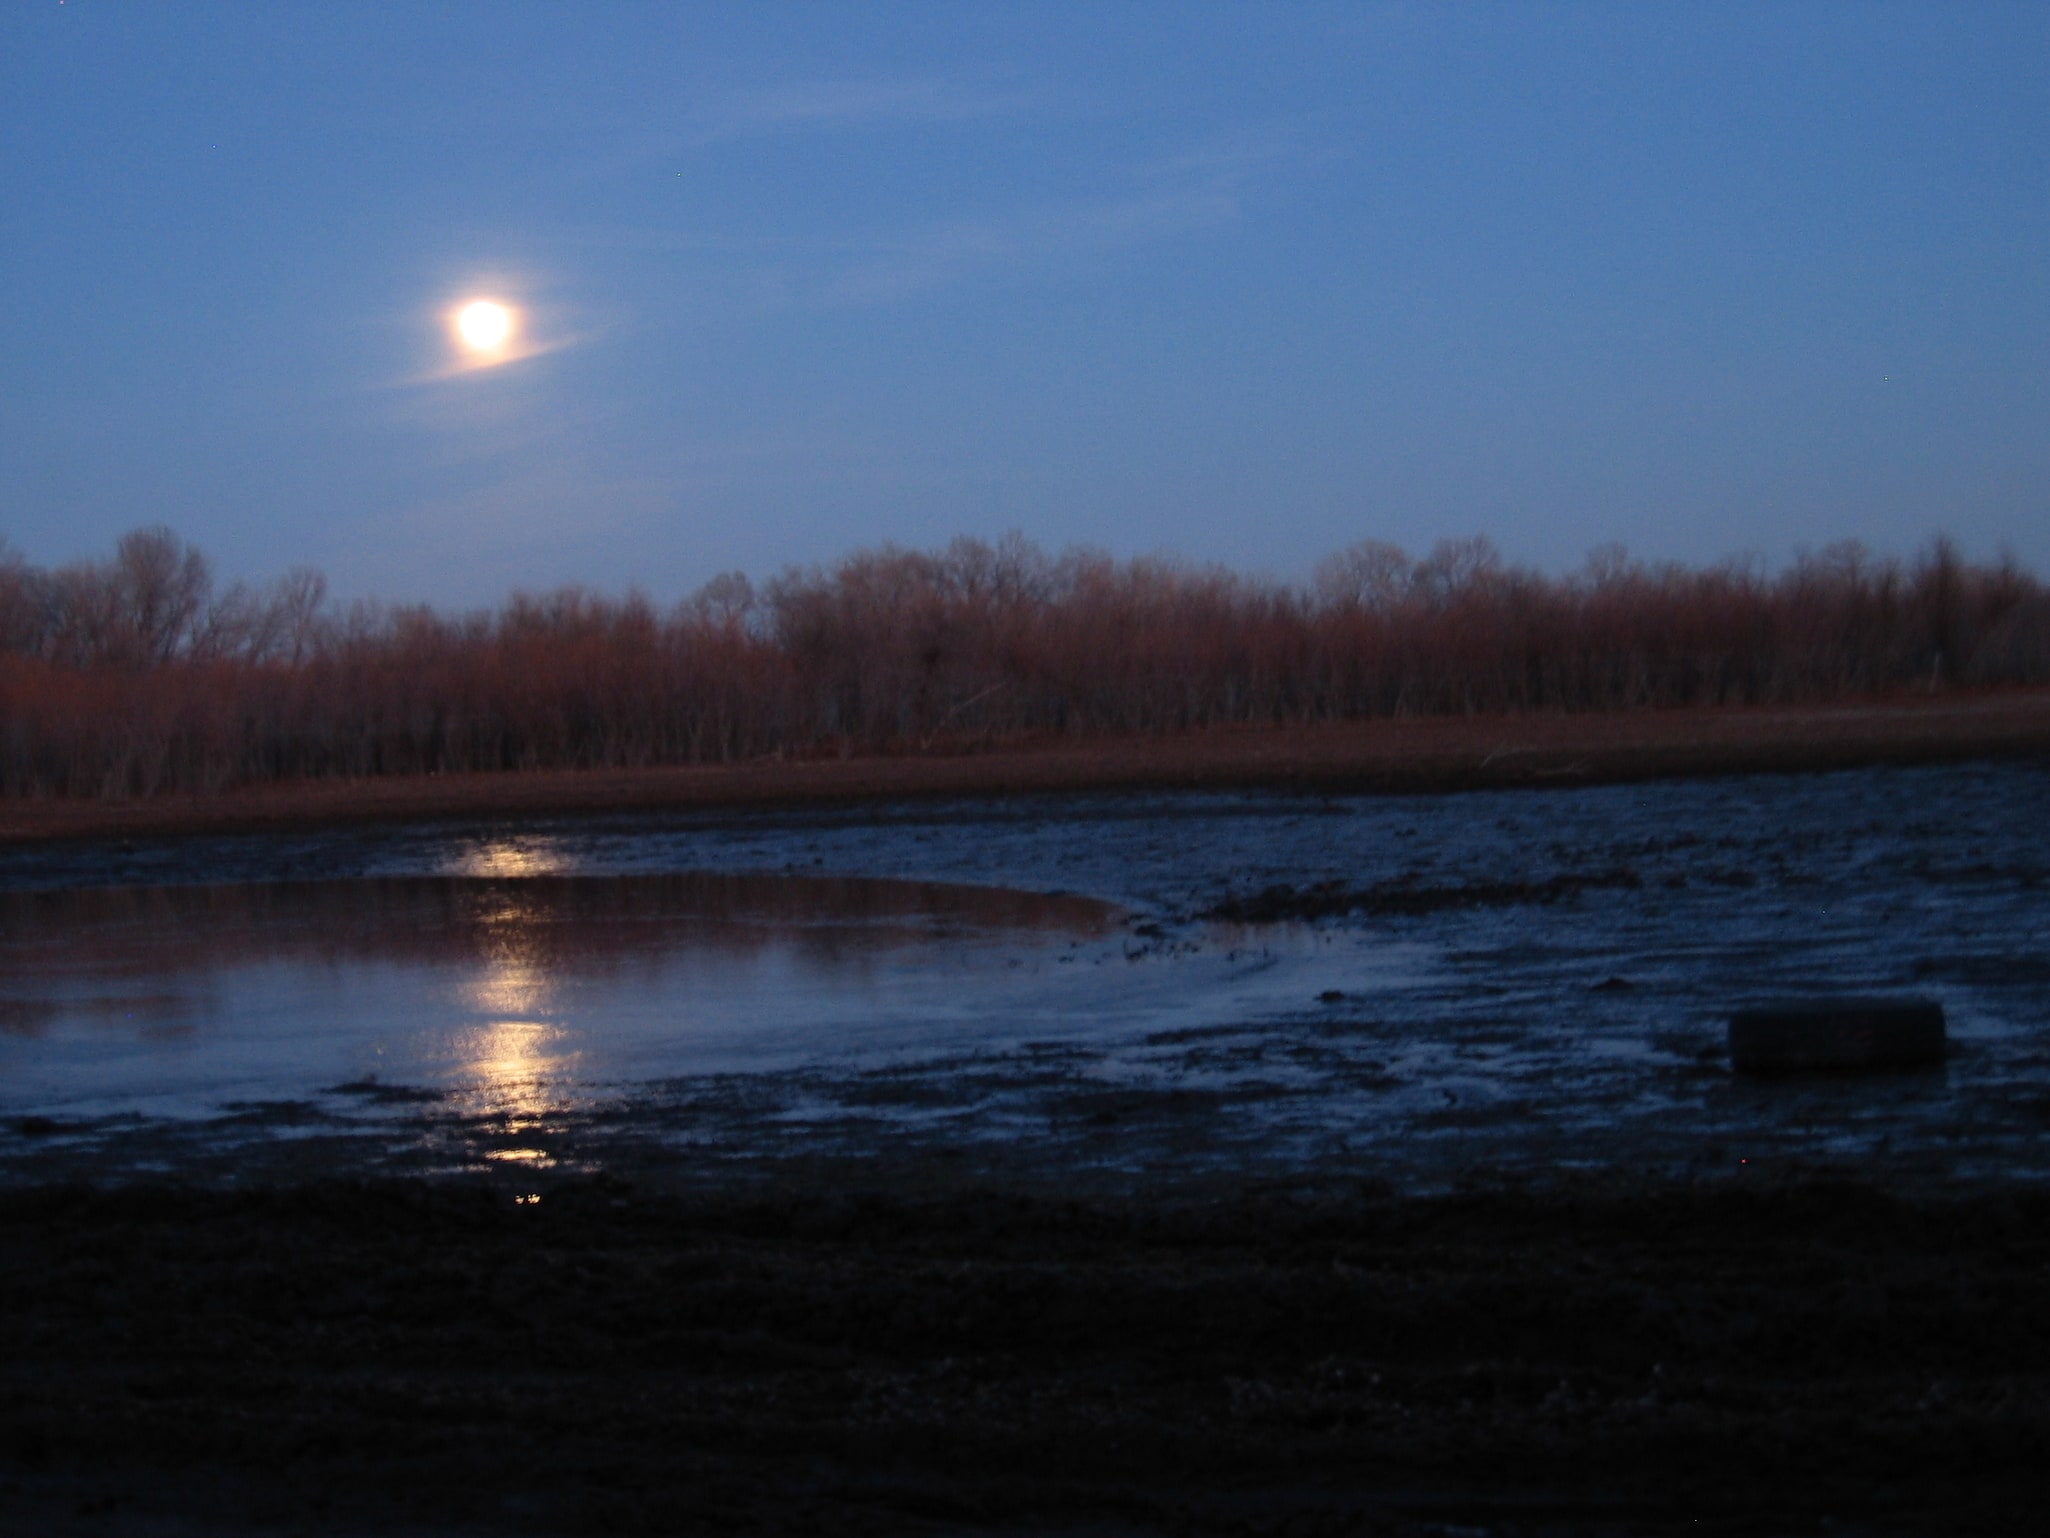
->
[3,525,2046,799]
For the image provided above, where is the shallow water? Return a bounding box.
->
[0,875,1133,1115]
[3,761,2047,1189]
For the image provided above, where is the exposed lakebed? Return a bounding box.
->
[3,760,2047,1191]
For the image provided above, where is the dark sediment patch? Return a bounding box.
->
[2,1173,2047,1535]
[1205,867,1643,924]
[326,1078,449,1105]
[1728,998,1949,1075]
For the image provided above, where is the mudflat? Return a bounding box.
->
[2,1172,2045,1536]
[7,698,2048,1534]
[5,690,2050,844]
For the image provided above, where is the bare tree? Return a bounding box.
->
[0,539,46,655]
[111,526,213,666]
[1314,539,1412,611]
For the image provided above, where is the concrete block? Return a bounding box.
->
[1728,998,1946,1075]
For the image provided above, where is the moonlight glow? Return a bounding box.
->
[453,299,516,355]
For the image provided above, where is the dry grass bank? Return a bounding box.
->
[4,689,2048,845]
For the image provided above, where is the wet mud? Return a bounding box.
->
[3,1174,2048,1536]
[1203,868,1646,923]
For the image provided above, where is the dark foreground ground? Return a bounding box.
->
[4,1171,2048,1536]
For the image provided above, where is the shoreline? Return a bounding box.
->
[5,688,2049,845]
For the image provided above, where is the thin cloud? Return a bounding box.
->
[561,134,1279,309]
[811,135,1289,304]
[697,78,1042,139]
[818,185,1242,305]
[571,76,1040,181]
[1143,128,1304,186]
[404,331,586,386]
[550,185,1239,309]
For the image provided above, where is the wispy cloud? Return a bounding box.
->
[570,128,1290,309]
[555,188,1236,311]
[1141,129,1305,188]
[405,328,587,387]
[801,129,1292,304]
[571,75,1039,183]
[693,78,1042,140]
[817,185,1241,305]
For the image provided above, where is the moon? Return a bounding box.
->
[453,299,516,354]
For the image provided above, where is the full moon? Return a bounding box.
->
[454,299,515,353]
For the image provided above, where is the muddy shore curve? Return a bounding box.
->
[5,689,2050,846]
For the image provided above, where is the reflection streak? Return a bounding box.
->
[452,837,570,879]
[462,912,576,1119]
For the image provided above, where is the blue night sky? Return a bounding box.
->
[3,2,2045,605]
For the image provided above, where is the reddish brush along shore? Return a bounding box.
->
[7,527,2050,803]
[5,690,2048,844]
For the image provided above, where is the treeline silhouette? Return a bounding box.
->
[3,525,2046,799]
